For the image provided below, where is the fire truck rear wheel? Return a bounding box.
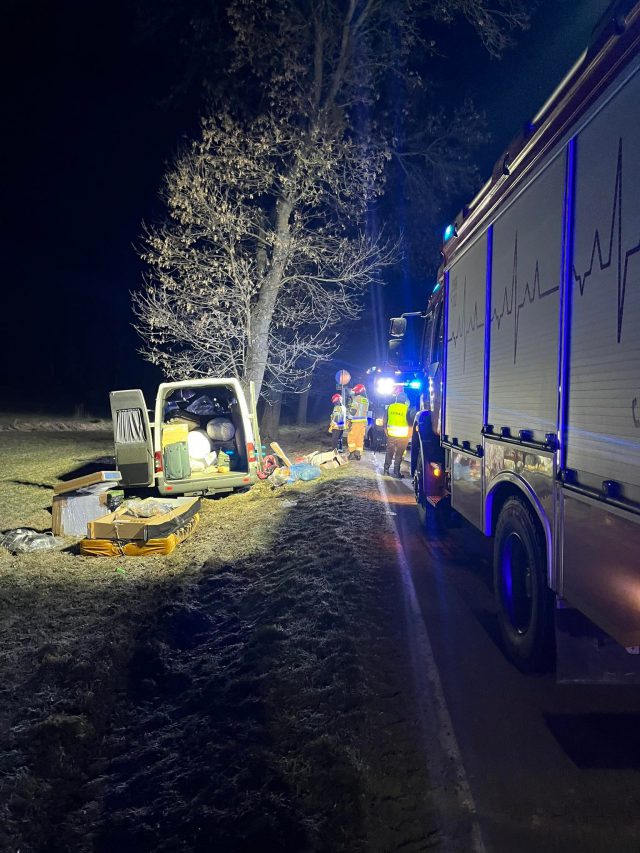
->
[494,497,553,673]
[414,447,441,532]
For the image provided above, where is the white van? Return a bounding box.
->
[110,378,260,496]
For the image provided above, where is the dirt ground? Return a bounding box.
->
[0,425,438,852]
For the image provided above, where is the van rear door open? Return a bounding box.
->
[109,390,155,487]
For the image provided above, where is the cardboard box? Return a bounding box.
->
[52,493,112,537]
[86,496,201,542]
[54,470,122,496]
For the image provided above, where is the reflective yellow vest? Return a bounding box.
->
[386,402,409,438]
[330,403,346,429]
[349,394,369,421]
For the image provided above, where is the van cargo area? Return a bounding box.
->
[160,384,249,480]
[110,378,259,498]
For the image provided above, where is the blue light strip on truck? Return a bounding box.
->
[483,226,494,429]
[442,270,450,440]
[558,137,577,472]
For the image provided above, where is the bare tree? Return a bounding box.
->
[134,0,530,399]
[135,112,395,396]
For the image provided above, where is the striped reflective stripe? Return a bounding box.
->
[387,425,409,438]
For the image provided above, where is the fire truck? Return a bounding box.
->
[390,0,640,680]
[364,366,423,451]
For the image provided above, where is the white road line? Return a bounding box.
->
[374,463,487,853]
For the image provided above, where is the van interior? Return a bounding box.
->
[160,384,249,481]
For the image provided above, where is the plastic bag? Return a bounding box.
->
[0,528,64,554]
[289,463,322,482]
[187,429,213,459]
[271,466,291,487]
[120,499,176,518]
[271,463,322,486]
[168,388,196,402]
[206,418,236,441]
[186,395,218,415]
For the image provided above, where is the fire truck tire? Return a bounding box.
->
[494,497,553,673]
[414,446,441,532]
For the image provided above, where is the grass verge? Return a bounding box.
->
[0,426,436,851]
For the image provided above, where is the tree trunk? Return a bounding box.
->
[245,199,292,400]
[296,388,310,425]
[260,391,283,441]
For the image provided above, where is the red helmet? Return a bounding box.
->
[352,383,365,395]
[331,393,342,403]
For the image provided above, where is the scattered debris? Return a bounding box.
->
[271,462,322,487]
[305,449,350,469]
[80,514,200,557]
[0,528,64,554]
[86,496,201,541]
[51,470,122,537]
[270,440,294,467]
[257,454,278,480]
[265,441,348,484]
[81,497,202,557]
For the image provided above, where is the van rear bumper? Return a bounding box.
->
[157,470,257,497]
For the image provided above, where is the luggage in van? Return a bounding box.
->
[162,423,191,480]
[109,379,261,497]
[164,442,191,480]
[166,410,200,431]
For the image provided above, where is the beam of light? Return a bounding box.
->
[376,376,397,395]
[359,487,417,506]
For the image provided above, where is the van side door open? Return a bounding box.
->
[109,389,155,488]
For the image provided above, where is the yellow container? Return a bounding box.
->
[161,423,189,448]
[80,514,200,557]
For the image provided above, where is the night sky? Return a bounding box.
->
[2,0,612,415]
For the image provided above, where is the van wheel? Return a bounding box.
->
[493,497,553,672]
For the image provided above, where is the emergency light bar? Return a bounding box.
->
[375,376,422,394]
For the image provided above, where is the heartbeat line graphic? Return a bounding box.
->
[447,276,484,372]
[491,234,559,363]
[572,137,640,342]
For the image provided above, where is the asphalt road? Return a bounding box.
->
[371,450,640,853]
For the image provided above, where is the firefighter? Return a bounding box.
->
[328,393,346,451]
[383,391,410,477]
[347,383,369,460]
